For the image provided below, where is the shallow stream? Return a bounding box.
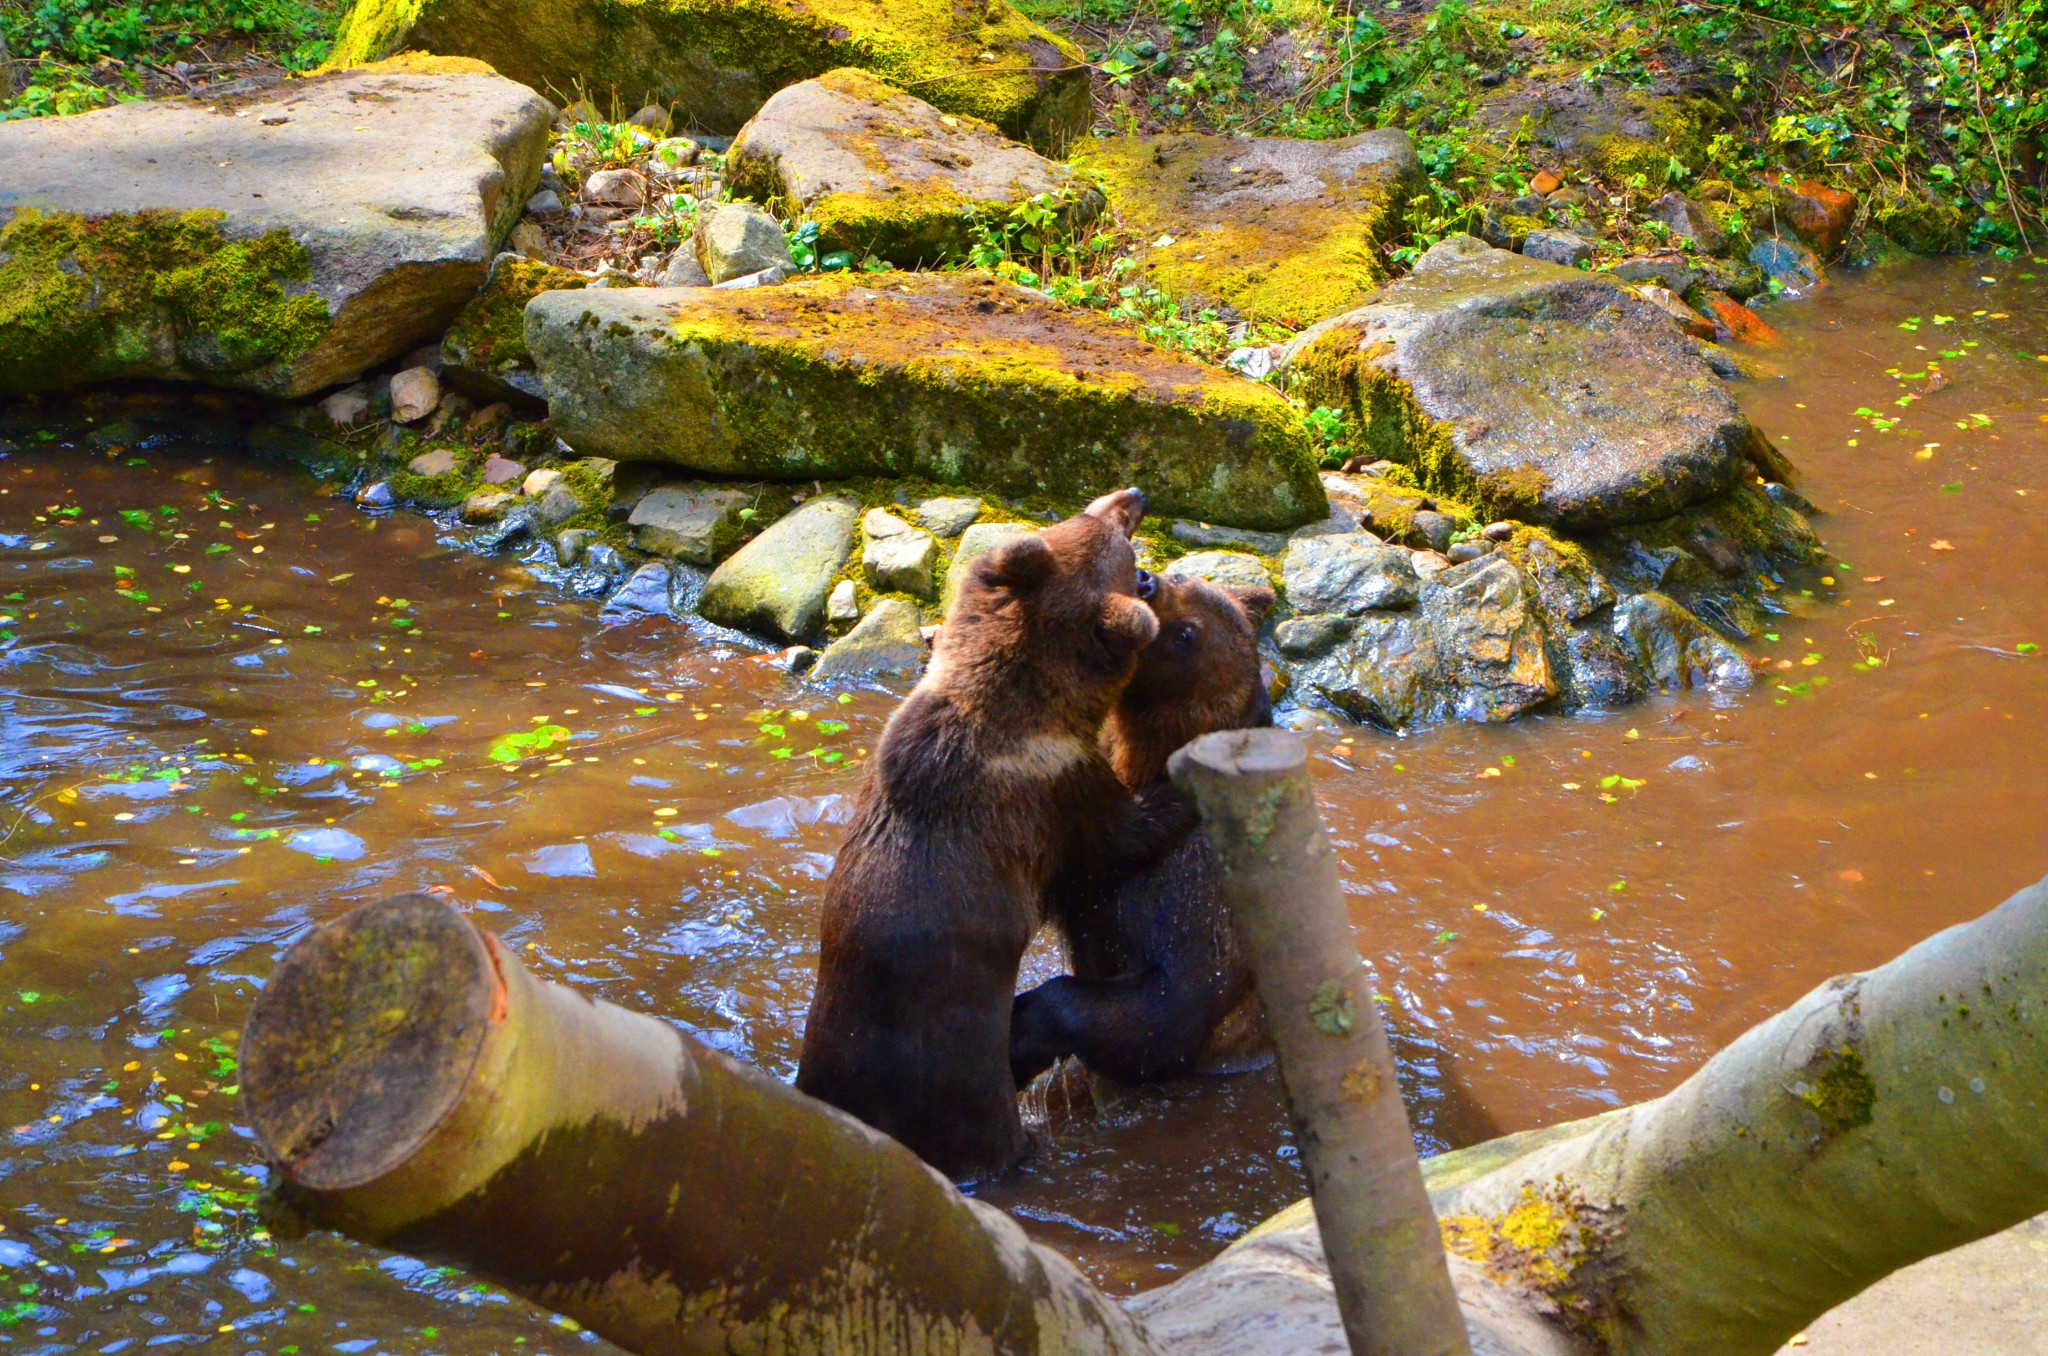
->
[0,257,2043,1349]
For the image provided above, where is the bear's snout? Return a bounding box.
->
[1135,568,1158,601]
[1083,486,1147,537]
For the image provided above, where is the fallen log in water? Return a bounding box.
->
[241,892,1162,1356]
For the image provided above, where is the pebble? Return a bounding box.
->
[1447,540,1494,564]
[1409,509,1456,554]
[626,104,672,133]
[319,386,373,428]
[480,454,526,486]
[826,578,860,624]
[915,496,982,537]
[525,189,564,215]
[354,480,396,509]
[523,467,563,497]
[1522,229,1594,268]
[581,169,645,209]
[655,249,711,287]
[604,562,675,617]
[530,484,585,529]
[462,490,519,523]
[509,221,549,257]
[1481,521,1516,542]
[407,449,460,477]
[388,366,441,424]
[555,528,595,567]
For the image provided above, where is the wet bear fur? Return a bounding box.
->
[1013,574,1279,1087]
[797,488,1186,1182]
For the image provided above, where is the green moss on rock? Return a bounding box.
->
[441,256,587,379]
[0,207,330,396]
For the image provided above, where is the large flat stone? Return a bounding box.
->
[528,272,1325,530]
[323,0,1088,153]
[1074,130,1421,328]
[1285,235,1773,529]
[0,58,552,398]
[727,68,1094,267]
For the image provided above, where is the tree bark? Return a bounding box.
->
[1170,728,1472,1356]
[242,892,1162,1356]
[1433,870,2048,1356]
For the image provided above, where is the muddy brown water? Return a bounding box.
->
[0,257,2043,1349]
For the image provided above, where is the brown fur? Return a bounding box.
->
[1014,575,1278,1086]
[796,489,1172,1182]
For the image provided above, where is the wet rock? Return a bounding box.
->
[604,561,675,617]
[1284,236,1763,530]
[322,0,1088,153]
[1073,129,1423,327]
[1697,292,1778,346]
[1425,554,1557,721]
[1521,229,1593,267]
[354,480,396,509]
[1554,619,1649,708]
[530,483,585,529]
[1750,238,1823,293]
[407,448,460,478]
[528,274,1324,530]
[1447,540,1493,564]
[1609,253,1698,294]
[727,69,1096,268]
[555,528,595,566]
[521,467,562,497]
[1765,175,1856,257]
[915,496,982,538]
[861,508,939,598]
[1635,285,1717,340]
[440,254,589,404]
[387,366,441,423]
[462,490,518,522]
[1691,255,1767,301]
[1647,193,1726,253]
[654,249,711,288]
[1275,613,1351,659]
[1409,510,1456,553]
[580,168,645,209]
[1611,591,1750,690]
[480,454,525,486]
[1165,551,1274,595]
[941,522,1033,613]
[826,578,860,624]
[699,496,859,643]
[692,200,795,285]
[320,386,375,428]
[0,60,553,398]
[1281,534,1419,614]
[628,484,751,564]
[1170,521,1290,555]
[1516,534,1614,622]
[810,597,927,681]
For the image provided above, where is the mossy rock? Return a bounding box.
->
[1074,130,1422,328]
[324,0,1089,153]
[726,68,1095,268]
[441,254,589,403]
[1474,75,1724,185]
[1869,185,1966,255]
[526,271,1326,531]
[1283,235,1760,530]
[0,64,552,398]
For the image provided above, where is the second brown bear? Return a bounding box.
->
[1014,572,1278,1087]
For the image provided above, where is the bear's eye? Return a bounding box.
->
[1172,623,1198,651]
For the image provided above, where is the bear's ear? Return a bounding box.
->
[1098,594,1159,652]
[1225,585,1278,626]
[978,533,1056,593]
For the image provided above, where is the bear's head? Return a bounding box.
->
[1106,572,1277,788]
[933,488,1157,728]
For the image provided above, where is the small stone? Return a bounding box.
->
[915,496,982,537]
[319,386,373,428]
[389,366,441,423]
[407,449,460,478]
[1409,510,1456,554]
[509,221,548,258]
[693,200,795,285]
[1647,193,1726,253]
[1530,168,1562,196]
[1635,285,1717,340]
[1281,534,1419,614]
[863,510,939,597]
[555,528,595,566]
[1506,194,1548,217]
[1610,254,1698,294]
[699,497,860,642]
[580,168,645,209]
[826,578,860,624]
[626,104,671,133]
[628,484,751,564]
[1410,549,1453,579]
[942,522,1035,613]
[1447,540,1493,564]
[811,597,928,681]
[712,264,790,291]
[1749,238,1823,294]
[525,189,564,215]
[778,645,821,674]
[650,137,699,172]
[655,248,711,287]
[1276,613,1352,659]
[1170,520,1290,554]
[522,467,563,497]
[1547,186,1590,210]
[583,543,626,578]
[1697,291,1778,346]
[1481,521,1515,542]
[354,480,396,509]
[863,507,913,539]
[1164,550,1273,595]
[463,490,519,523]
[480,454,526,485]
[604,562,675,617]
[1521,229,1593,268]
[531,483,585,529]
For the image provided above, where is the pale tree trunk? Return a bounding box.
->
[1170,729,1472,1356]
[242,892,1162,1356]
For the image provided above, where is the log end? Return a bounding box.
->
[1168,727,1307,784]
[243,892,499,1192]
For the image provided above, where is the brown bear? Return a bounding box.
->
[796,487,1191,1182]
[1013,572,1278,1087]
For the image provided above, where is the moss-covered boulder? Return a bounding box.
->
[0,61,552,399]
[1474,75,1724,184]
[526,272,1326,530]
[1284,235,1774,529]
[324,0,1087,153]
[1074,130,1421,328]
[727,68,1095,268]
[440,254,589,403]
[699,496,860,643]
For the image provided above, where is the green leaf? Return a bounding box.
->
[1307,980,1356,1036]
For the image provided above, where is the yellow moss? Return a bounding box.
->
[1075,133,1417,328]
[354,51,500,76]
